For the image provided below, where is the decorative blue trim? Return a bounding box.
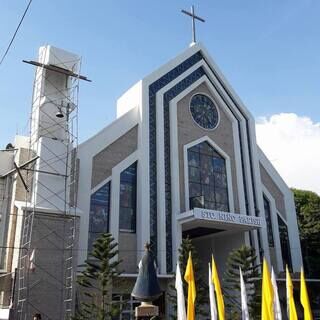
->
[148,52,203,259]
[163,67,205,271]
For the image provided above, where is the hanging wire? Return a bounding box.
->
[0,0,33,66]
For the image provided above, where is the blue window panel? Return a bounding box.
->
[88,232,102,254]
[89,205,109,233]
[202,185,215,202]
[189,182,201,198]
[188,142,229,214]
[188,166,201,183]
[214,172,227,188]
[263,195,275,247]
[213,157,225,173]
[199,141,214,156]
[88,181,111,256]
[119,207,136,232]
[188,151,200,167]
[119,162,137,233]
[277,214,292,271]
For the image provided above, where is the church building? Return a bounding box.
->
[0,41,302,319]
[77,41,302,313]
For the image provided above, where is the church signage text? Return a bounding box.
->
[194,208,265,228]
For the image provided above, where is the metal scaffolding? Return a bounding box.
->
[15,46,89,320]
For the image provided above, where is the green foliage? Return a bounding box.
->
[223,245,261,320]
[292,188,320,278]
[73,233,122,320]
[169,236,208,319]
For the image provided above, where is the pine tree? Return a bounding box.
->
[73,233,122,320]
[169,236,208,319]
[223,245,261,320]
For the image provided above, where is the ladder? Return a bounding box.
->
[16,209,34,320]
[64,216,76,320]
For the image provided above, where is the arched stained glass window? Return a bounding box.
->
[188,141,229,212]
[88,181,111,254]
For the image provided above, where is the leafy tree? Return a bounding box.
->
[292,188,320,278]
[73,233,122,320]
[292,188,320,311]
[169,236,208,319]
[223,245,261,320]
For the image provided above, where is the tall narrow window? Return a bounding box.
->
[88,181,111,254]
[119,162,137,233]
[278,214,292,271]
[188,141,229,212]
[263,195,274,247]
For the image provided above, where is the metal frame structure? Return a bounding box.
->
[15,46,88,320]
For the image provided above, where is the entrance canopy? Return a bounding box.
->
[178,208,265,238]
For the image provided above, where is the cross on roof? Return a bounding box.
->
[181,5,205,45]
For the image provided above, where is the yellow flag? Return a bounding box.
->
[211,256,225,320]
[184,252,196,320]
[300,267,313,320]
[261,258,274,320]
[286,265,298,320]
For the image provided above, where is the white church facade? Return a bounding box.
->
[0,43,302,319]
[77,41,302,273]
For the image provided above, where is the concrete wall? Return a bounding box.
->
[4,206,18,274]
[91,125,138,189]
[0,150,14,176]
[193,231,246,282]
[118,233,137,274]
[14,211,80,320]
[0,274,12,308]
[14,148,33,202]
[177,82,240,213]
[260,163,286,219]
[0,176,13,271]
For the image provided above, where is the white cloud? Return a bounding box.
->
[256,113,320,195]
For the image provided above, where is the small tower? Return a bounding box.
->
[15,45,89,320]
[30,46,80,211]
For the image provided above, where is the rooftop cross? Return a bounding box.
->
[181,5,205,45]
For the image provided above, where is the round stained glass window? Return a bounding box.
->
[189,94,219,130]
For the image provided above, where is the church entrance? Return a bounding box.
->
[189,230,247,280]
[179,207,264,278]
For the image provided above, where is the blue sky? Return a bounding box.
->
[0,0,319,148]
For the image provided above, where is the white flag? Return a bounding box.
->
[29,249,36,272]
[271,267,282,320]
[208,262,218,320]
[240,267,249,320]
[175,263,186,320]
